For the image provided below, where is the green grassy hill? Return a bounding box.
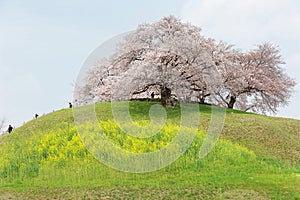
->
[0,101,299,199]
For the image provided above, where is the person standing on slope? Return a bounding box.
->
[7,125,13,133]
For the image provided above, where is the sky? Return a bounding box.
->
[0,0,299,131]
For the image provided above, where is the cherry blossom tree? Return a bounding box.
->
[75,58,112,104]
[209,42,296,114]
[75,16,295,114]
[75,16,218,107]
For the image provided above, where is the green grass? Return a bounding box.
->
[0,101,299,199]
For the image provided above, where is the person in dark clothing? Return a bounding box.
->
[69,102,73,108]
[35,113,39,119]
[151,92,155,99]
[8,125,13,133]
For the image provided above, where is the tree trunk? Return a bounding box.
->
[228,96,236,109]
[160,86,172,107]
[199,97,205,104]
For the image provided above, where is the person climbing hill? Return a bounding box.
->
[8,125,13,133]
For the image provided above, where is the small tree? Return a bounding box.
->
[210,42,296,114]
[0,117,6,134]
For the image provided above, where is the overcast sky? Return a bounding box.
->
[0,0,299,130]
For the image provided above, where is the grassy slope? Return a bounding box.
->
[0,101,299,199]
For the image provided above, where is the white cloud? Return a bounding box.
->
[181,0,300,48]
